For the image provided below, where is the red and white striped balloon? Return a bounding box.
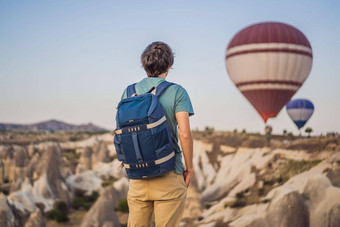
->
[225,22,313,123]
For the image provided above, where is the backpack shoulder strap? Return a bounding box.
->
[155,81,175,97]
[126,83,137,98]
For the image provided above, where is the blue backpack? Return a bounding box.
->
[113,81,176,179]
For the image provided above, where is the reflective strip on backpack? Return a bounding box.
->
[113,116,166,135]
[155,150,175,165]
[146,116,166,129]
[122,151,175,169]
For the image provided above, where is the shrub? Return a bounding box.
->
[71,191,99,211]
[263,179,273,186]
[69,136,78,142]
[47,209,69,223]
[86,191,99,202]
[204,204,212,210]
[35,203,45,212]
[47,209,59,220]
[280,160,322,180]
[72,197,84,209]
[241,136,266,148]
[117,198,129,213]
[47,201,69,223]
[83,202,93,210]
[101,181,111,187]
[258,188,265,196]
[230,200,247,208]
[62,148,80,160]
[1,189,9,195]
[54,201,68,214]
[72,197,95,210]
[74,189,86,198]
[55,212,69,223]
[235,191,244,199]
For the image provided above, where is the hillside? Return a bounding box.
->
[0,131,339,227]
[0,119,108,132]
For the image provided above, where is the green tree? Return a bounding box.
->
[117,198,129,213]
[283,129,287,136]
[47,201,69,223]
[305,127,313,137]
[204,126,214,135]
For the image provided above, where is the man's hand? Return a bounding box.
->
[183,169,194,187]
[176,111,194,188]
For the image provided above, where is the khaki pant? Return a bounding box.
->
[127,171,187,227]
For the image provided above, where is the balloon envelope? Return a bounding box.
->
[225,22,313,122]
[286,99,314,129]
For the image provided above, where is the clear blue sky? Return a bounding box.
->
[1,0,340,135]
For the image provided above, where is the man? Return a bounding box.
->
[120,41,194,227]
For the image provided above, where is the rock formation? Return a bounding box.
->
[303,175,340,227]
[13,146,29,183]
[1,146,15,183]
[76,147,92,173]
[3,133,340,227]
[33,144,71,204]
[66,170,102,195]
[0,193,20,227]
[92,141,111,164]
[113,177,129,202]
[80,185,120,227]
[202,147,271,202]
[182,178,203,221]
[0,159,4,184]
[0,146,29,185]
[8,144,72,212]
[24,209,45,227]
[265,189,309,227]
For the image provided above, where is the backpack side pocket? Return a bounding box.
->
[114,134,126,162]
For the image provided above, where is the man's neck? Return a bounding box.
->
[157,72,168,79]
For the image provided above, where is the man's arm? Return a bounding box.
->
[176,111,194,187]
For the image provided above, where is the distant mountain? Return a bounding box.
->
[0,119,108,132]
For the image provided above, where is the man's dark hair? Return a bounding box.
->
[141,42,174,77]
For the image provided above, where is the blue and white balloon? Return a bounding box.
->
[286,99,314,129]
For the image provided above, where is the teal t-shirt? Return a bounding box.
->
[121,77,194,175]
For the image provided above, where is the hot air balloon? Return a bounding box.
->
[286,99,314,129]
[225,22,313,123]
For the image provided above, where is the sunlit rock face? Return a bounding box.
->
[266,189,309,227]
[13,146,29,184]
[33,144,71,204]
[66,170,102,196]
[76,147,92,173]
[192,136,340,227]
[75,142,111,174]
[80,185,120,227]
[182,178,203,221]
[8,144,72,213]
[0,146,29,185]
[0,193,20,227]
[1,146,15,183]
[303,175,340,227]
[24,209,45,227]
[92,141,111,164]
[0,159,4,184]
[13,146,29,168]
[113,177,129,202]
[1,132,339,227]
